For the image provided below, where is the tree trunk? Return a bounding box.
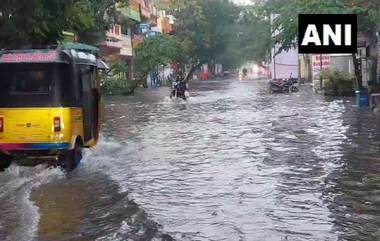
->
[352,53,363,90]
[185,62,203,82]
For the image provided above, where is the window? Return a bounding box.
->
[10,70,50,94]
[0,63,55,107]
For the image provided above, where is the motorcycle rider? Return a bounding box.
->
[171,70,188,100]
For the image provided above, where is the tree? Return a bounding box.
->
[211,6,271,70]
[169,0,240,79]
[0,0,125,48]
[133,34,189,82]
[76,0,128,44]
[261,0,380,89]
[167,0,272,79]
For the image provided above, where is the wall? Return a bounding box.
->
[270,48,299,79]
[269,14,299,80]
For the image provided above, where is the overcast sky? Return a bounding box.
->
[232,0,253,5]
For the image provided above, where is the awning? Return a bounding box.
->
[62,42,100,55]
[119,6,141,22]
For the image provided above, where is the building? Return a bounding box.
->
[157,10,174,34]
[95,0,176,86]
[95,0,143,82]
[269,14,299,80]
[303,30,377,89]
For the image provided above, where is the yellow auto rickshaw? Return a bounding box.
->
[0,44,106,170]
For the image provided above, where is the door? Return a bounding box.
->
[79,65,98,143]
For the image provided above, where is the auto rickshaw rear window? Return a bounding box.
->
[0,63,59,107]
[0,64,52,95]
[10,70,50,94]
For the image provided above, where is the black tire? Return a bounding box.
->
[0,154,12,172]
[170,90,177,99]
[59,142,83,171]
[292,86,299,92]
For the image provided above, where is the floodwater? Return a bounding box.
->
[1,78,380,241]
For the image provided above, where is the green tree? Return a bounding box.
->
[0,0,125,48]
[169,0,240,79]
[212,7,271,70]
[168,0,271,79]
[133,34,189,82]
[101,61,132,95]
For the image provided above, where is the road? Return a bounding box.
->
[1,78,380,241]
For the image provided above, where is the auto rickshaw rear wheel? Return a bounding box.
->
[0,154,12,171]
[59,142,83,172]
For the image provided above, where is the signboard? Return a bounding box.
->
[299,14,357,54]
[120,35,133,57]
[312,54,330,80]
[0,51,57,63]
[138,23,151,34]
[147,31,160,38]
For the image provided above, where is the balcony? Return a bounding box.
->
[133,0,152,19]
[97,25,123,52]
[105,25,123,41]
[98,39,122,50]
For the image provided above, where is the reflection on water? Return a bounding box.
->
[325,105,380,241]
[101,80,380,240]
[1,79,380,241]
[31,181,86,241]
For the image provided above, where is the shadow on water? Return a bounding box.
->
[0,150,174,241]
[31,163,175,241]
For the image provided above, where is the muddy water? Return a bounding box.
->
[0,79,380,241]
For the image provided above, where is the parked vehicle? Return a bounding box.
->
[269,76,299,93]
[223,70,231,77]
[0,45,106,171]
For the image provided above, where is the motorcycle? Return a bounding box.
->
[170,80,190,100]
[269,76,299,93]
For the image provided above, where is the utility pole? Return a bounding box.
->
[273,46,277,80]
[320,54,323,89]
[377,4,380,83]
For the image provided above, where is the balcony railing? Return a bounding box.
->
[106,25,123,41]
[98,39,122,50]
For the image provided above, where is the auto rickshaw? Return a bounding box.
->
[0,44,106,171]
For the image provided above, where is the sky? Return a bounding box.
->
[232,0,253,5]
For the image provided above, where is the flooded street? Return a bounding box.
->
[1,78,380,241]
